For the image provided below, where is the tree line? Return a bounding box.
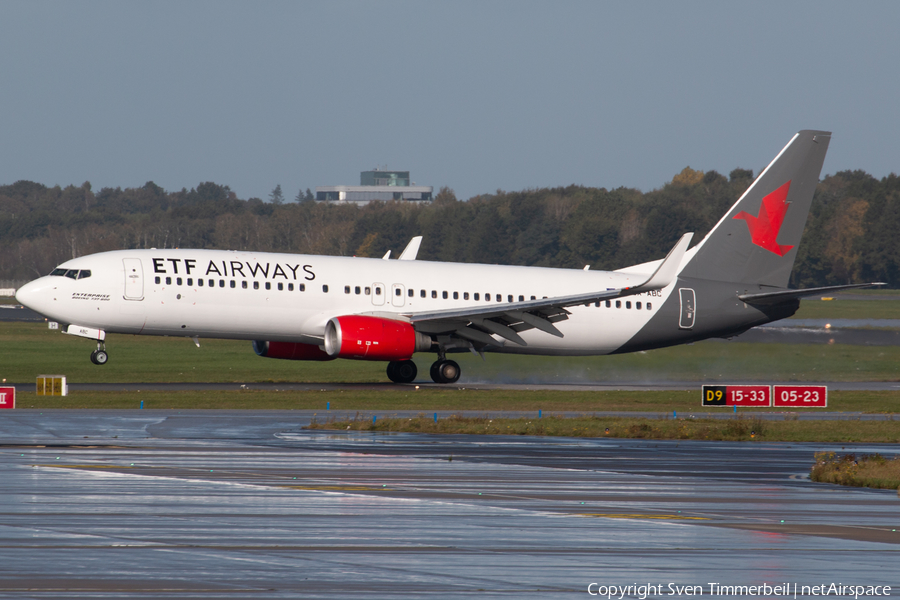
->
[1,168,898,287]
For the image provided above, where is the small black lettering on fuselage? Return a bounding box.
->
[153,258,315,282]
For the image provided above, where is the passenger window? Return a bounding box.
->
[636,301,641,309]
[198,279,203,287]
[420,289,426,298]
[615,300,621,308]
[345,286,351,294]
[595,301,600,307]
[253,281,259,290]
[355,286,361,295]
[531,296,536,300]
[155,276,161,284]
[508,295,513,302]
[299,284,305,291]
[187,278,192,286]
[626,301,631,309]
[324,285,330,293]
[265,282,271,290]
[647,302,652,310]
[518,295,524,302]
[408,289,413,297]
[242,281,248,289]
[442,291,448,299]
[278,283,284,291]
[431,290,437,298]
[166,277,172,285]
[365,286,370,295]
[208,279,214,287]
[288,283,294,291]
[219,280,225,288]
[77,270,91,279]
[605,300,611,307]
[453,292,458,300]
[177,277,183,286]
[463,292,469,300]
[496,294,501,302]
[474,293,480,300]
[395,288,402,296]
[230,281,236,288]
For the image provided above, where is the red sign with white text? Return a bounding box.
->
[773,385,827,407]
[0,387,15,409]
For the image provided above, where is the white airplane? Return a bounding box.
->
[15,131,881,383]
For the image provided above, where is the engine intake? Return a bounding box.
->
[324,316,431,360]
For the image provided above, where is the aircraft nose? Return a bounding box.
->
[15,278,53,315]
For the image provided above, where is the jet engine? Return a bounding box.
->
[252,340,334,361]
[323,315,432,360]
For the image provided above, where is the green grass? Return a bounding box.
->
[307,414,900,444]
[12,389,900,414]
[811,452,900,489]
[2,322,900,385]
[793,297,900,320]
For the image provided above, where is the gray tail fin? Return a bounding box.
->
[679,130,831,287]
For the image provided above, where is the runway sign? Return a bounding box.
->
[702,385,771,406]
[0,387,14,409]
[773,385,827,407]
[36,375,67,397]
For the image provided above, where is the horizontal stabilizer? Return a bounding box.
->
[739,283,886,305]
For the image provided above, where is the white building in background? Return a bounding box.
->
[316,170,432,205]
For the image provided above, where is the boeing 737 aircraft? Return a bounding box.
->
[15,130,881,383]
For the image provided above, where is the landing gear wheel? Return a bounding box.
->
[90,350,109,365]
[430,359,460,384]
[386,360,417,383]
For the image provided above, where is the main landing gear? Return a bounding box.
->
[385,358,461,384]
[430,359,460,384]
[386,360,417,383]
[90,342,108,365]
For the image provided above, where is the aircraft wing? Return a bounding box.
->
[402,233,693,346]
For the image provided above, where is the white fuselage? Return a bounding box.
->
[16,248,671,356]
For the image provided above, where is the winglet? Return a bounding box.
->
[630,232,693,293]
[398,236,423,260]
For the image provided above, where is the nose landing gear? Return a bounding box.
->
[90,342,108,365]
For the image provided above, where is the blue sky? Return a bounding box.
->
[1,1,898,201]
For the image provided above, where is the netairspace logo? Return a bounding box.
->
[586,582,892,599]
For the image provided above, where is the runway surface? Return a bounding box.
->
[1,411,898,598]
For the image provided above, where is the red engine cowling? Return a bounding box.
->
[324,316,431,360]
[253,340,334,361]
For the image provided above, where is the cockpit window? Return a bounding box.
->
[50,268,91,279]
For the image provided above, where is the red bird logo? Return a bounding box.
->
[733,181,793,256]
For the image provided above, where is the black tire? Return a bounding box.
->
[430,360,443,383]
[90,350,98,365]
[430,359,461,384]
[386,361,399,382]
[94,350,109,365]
[387,360,417,383]
[439,360,460,383]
